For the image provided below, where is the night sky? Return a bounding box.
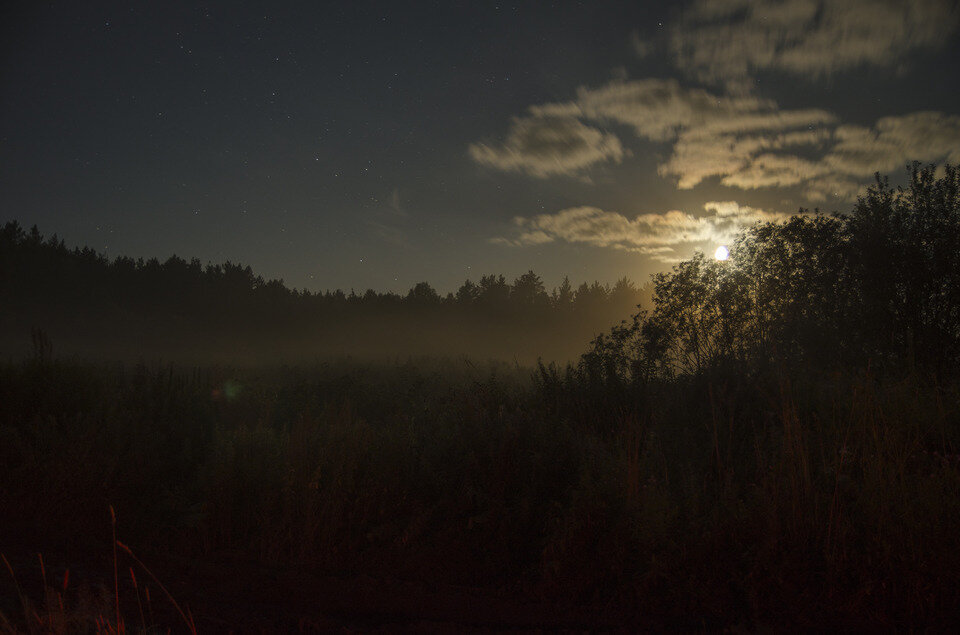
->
[3,1,960,293]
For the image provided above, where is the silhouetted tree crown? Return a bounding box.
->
[583,163,960,381]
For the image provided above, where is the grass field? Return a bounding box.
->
[1,355,958,631]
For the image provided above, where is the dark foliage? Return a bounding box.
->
[0,224,648,362]
[581,163,960,383]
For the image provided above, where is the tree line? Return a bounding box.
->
[581,163,960,382]
[0,221,649,362]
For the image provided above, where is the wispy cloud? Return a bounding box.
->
[387,187,407,217]
[468,115,625,179]
[367,220,409,247]
[366,187,411,246]
[475,76,960,203]
[825,112,960,176]
[715,112,960,200]
[533,78,775,142]
[703,200,792,223]
[493,201,783,261]
[471,2,960,207]
[671,0,959,92]
[660,126,834,190]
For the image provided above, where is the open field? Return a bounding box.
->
[2,356,959,631]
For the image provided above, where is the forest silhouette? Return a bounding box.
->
[0,221,648,363]
[6,164,957,372]
[1,164,959,631]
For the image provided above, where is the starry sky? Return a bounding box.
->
[3,1,960,294]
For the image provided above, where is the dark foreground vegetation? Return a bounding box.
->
[1,164,959,631]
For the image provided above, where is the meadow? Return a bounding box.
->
[1,354,958,631]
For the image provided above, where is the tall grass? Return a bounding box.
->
[1,516,196,634]
[1,357,958,629]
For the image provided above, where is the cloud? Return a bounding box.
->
[655,106,960,199]
[720,153,833,189]
[494,201,784,260]
[703,200,792,223]
[534,78,774,142]
[365,187,410,246]
[468,115,626,178]
[671,0,960,91]
[567,80,838,192]
[387,187,406,216]
[801,176,866,202]
[630,31,653,58]
[825,111,960,176]
[472,76,959,200]
[473,78,835,184]
[773,111,960,200]
[660,127,833,189]
[367,220,409,247]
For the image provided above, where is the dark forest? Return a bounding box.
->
[1,222,649,364]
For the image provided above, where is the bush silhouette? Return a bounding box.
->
[583,163,960,381]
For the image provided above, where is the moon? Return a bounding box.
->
[714,245,729,261]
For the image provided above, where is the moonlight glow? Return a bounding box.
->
[715,245,730,261]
